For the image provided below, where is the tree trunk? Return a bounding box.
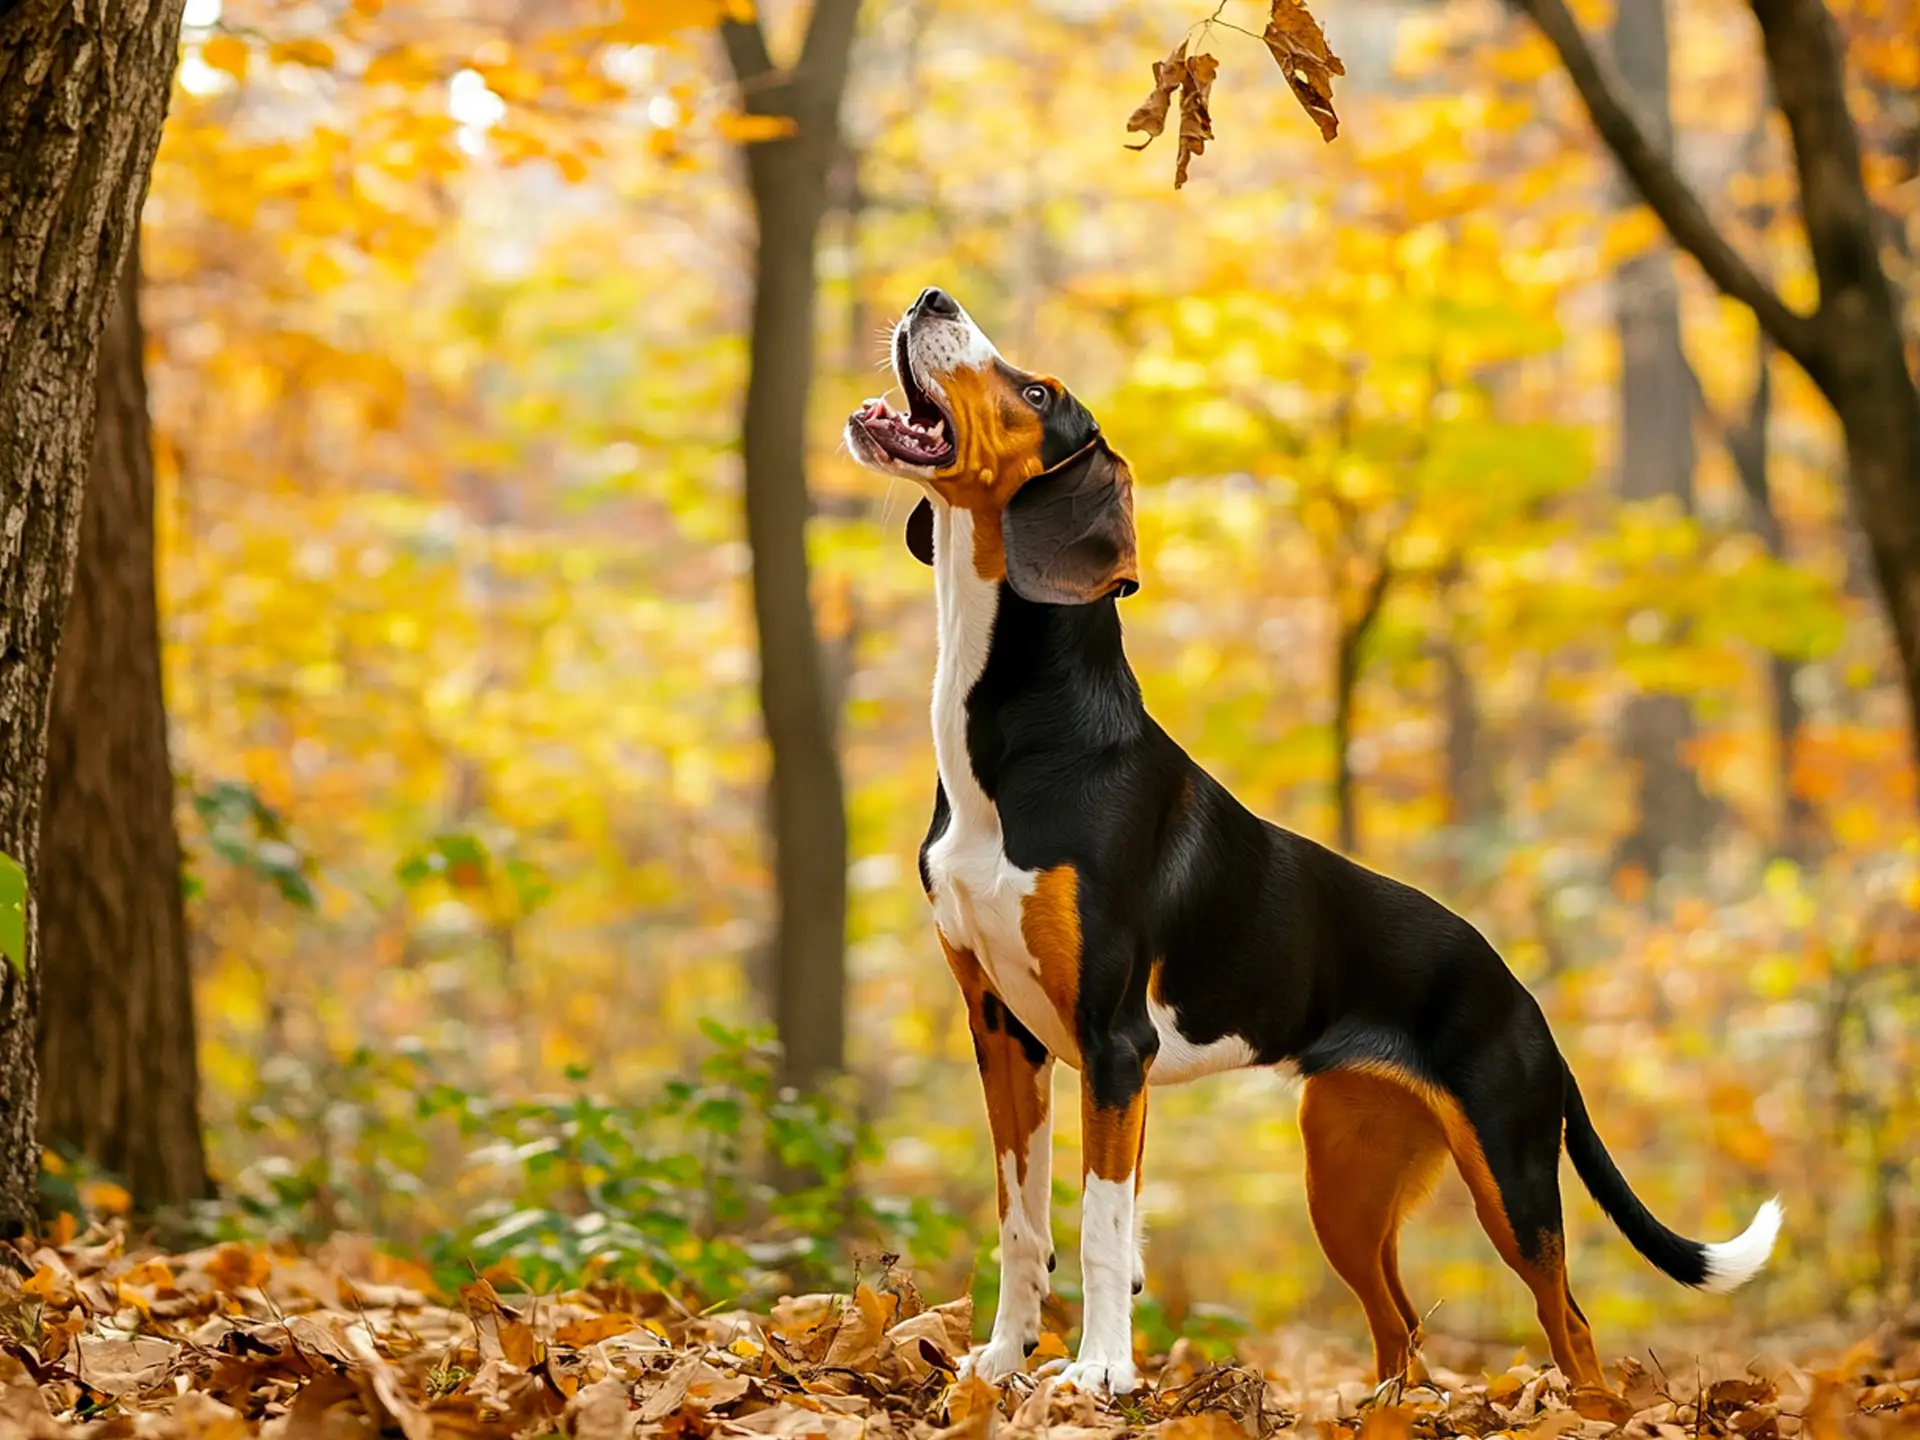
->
[0,0,186,1233]
[1333,628,1360,857]
[723,0,861,1090]
[1716,343,1818,856]
[37,242,210,1210]
[1516,0,1920,803]
[1610,0,1714,877]
[1331,561,1393,858]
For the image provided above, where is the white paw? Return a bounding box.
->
[1056,1356,1141,1398]
[956,1335,1029,1385]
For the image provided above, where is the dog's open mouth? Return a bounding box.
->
[849,327,956,469]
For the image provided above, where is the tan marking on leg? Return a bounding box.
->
[1082,1086,1147,1184]
[1331,1061,1608,1391]
[941,932,1051,1208]
[1019,865,1082,1031]
[1299,1069,1448,1384]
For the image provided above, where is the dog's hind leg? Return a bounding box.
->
[1435,1052,1607,1391]
[1299,1068,1448,1385]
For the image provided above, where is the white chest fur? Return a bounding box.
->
[922,506,1082,1066]
[920,503,1257,1086]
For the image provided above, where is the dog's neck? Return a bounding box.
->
[928,501,1141,819]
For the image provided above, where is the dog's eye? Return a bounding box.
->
[1022,384,1050,408]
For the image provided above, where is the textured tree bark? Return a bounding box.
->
[37,243,210,1210]
[1609,0,1715,878]
[1517,0,1920,803]
[0,0,185,1232]
[723,0,861,1089]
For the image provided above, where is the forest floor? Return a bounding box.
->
[2,1227,1916,1438]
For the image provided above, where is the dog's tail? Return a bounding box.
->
[1561,1062,1781,1293]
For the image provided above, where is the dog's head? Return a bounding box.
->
[845,288,1139,605]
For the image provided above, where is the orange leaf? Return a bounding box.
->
[554,1314,639,1346]
[500,1319,538,1369]
[715,111,796,144]
[201,34,249,82]
[79,1180,132,1215]
[202,1244,271,1293]
[269,38,336,69]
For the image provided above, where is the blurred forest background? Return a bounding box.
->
[5,0,1920,1377]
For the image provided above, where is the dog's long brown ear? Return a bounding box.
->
[1003,438,1139,604]
[905,497,934,566]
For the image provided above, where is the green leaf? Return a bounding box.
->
[0,851,24,976]
[0,906,22,978]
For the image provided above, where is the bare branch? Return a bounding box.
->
[1511,0,1825,376]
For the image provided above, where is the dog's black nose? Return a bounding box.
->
[916,286,960,318]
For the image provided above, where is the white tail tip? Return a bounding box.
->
[1699,1197,1783,1294]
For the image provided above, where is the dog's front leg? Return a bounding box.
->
[942,938,1056,1384]
[1061,1017,1154,1397]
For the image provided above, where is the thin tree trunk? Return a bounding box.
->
[0,0,186,1233]
[37,241,210,1210]
[1718,343,1818,855]
[1332,562,1393,857]
[1333,628,1360,857]
[1610,0,1714,877]
[723,0,860,1090]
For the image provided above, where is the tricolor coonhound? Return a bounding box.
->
[844,287,1781,1399]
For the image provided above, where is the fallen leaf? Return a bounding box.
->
[343,1324,433,1440]
[501,1318,538,1370]
[1571,1386,1633,1425]
[556,1313,641,1347]
[821,1284,893,1369]
[1262,0,1343,141]
[201,1244,270,1294]
[74,1333,176,1399]
[568,1375,636,1440]
[1355,1405,1413,1440]
[1161,1413,1250,1440]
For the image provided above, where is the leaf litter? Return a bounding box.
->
[1,1225,1916,1437]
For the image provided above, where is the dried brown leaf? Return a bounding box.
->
[74,1332,177,1399]
[500,1318,539,1370]
[201,1244,271,1295]
[1173,50,1218,189]
[1355,1404,1413,1440]
[568,1375,638,1440]
[1262,0,1343,141]
[1572,1385,1634,1426]
[558,1313,643,1347]
[1126,46,1187,149]
[1158,1412,1249,1440]
[822,1284,894,1370]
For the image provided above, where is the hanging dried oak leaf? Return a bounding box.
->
[1126,44,1189,150]
[1175,49,1218,189]
[1264,0,1343,141]
[1125,43,1221,189]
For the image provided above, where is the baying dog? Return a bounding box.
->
[844,287,1781,1399]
